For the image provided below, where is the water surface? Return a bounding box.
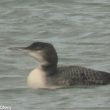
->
[0,0,110,110]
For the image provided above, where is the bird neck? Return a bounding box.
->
[40,63,57,76]
[41,48,58,75]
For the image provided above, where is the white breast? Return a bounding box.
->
[27,67,63,89]
[27,68,47,89]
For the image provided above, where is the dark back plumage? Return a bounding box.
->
[49,66,110,86]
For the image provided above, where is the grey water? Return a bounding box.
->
[0,0,110,110]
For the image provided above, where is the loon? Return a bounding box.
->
[11,42,110,89]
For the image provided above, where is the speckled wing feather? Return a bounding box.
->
[53,66,110,86]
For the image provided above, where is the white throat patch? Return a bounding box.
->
[29,51,48,64]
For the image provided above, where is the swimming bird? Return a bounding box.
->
[11,42,110,89]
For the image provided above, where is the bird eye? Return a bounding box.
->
[36,46,42,50]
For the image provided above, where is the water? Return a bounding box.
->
[0,0,110,110]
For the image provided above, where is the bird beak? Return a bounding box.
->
[9,47,29,52]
